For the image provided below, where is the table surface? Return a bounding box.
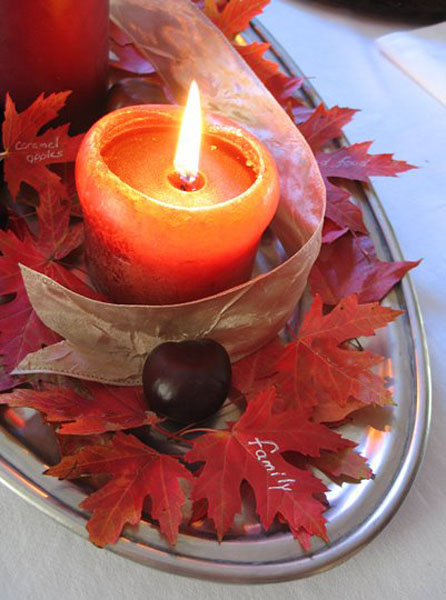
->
[1,1,445,599]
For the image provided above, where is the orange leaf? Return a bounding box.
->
[0,383,158,435]
[47,432,193,547]
[275,295,402,409]
[211,0,270,39]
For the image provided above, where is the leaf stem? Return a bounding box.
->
[181,427,218,436]
[150,422,193,445]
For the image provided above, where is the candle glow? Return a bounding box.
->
[174,80,202,185]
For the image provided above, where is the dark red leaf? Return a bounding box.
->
[0,189,101,374]
[321,219,349,244]
[324,182,368,234]
[316,141,416,181]
[310,233,421,304]
[0,290,61,376]
[298,104,358,151]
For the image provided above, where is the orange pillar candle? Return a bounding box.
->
[76,85,280,305]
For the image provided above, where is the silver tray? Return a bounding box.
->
[0,22,431,583]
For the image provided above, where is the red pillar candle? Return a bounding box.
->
[0,0,109,133]
[76,91,280,305]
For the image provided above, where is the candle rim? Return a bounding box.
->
[81,104,277,213]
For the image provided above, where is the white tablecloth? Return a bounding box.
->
[1,1,445,598]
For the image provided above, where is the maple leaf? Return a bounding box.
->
[185,387,352,546]
[46,432,194,546]
[311,447,373,483]
[288,98,317,125]
[316,141,415,182]
[0,188,100,375]
[57,432,113,459]
[0,292,61,380]
[298,104,358,152]
[233,295,401,416]
[294,108,415,236]
[236,42,302,103]
[315,141,415,235]
[109,21,154,74]
[231,337,283,401]
[1,92,84,200]
[310,233,421,305]
[0,189,93,296]
[0,383,158,435]
[324,183,367,235]
[210,0,270,39]
[274,294,402,409]
[321,219,349,244]
[297,293,402,342]
[311,393,374,424]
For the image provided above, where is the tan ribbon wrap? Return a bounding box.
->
[13,0,325,385]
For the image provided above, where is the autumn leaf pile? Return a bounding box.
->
[0,0,419,550]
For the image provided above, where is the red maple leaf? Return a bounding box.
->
[231,337,283,401]
[316,141,415,182]
[298,104,358,152]
[311,392,375,424]
[209,0,270,39]
[0,383,158,435]
[310,233,421,305]
[0,292,60,388]
[236,42,302,103]
[232,295,401,418]
[57,432,113,459]
[288,98,317,125]
[46,432,193,546]
[310,447,373,483]
[321,218,349,244]
[0,188,100,377]
[324,184,368,235]
[315,141,415,235]
[109,21,154,74]
[1,92,84,200]
[185,387,353,546]
[274,294,401,410]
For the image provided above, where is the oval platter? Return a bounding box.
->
[0,21,431,583]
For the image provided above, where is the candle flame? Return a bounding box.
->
[174,80,202,184]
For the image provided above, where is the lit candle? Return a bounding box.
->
[0,0,109,133]
[76,82,280,304]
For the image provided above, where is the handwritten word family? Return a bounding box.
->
[248,438,295,492]
[15,137,64,164]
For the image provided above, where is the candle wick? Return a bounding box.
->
[179,172,197,185]
[168,170,205,192]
